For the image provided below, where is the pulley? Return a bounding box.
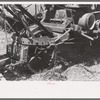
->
[78,13,95,30]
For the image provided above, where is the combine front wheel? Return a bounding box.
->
[27,46,56,73]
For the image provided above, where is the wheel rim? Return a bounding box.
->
[27,46,56,73]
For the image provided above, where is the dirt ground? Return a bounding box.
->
[2,38,100,81]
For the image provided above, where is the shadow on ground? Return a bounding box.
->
[57,38,100,72]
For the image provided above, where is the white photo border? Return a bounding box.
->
[0,1,100,98]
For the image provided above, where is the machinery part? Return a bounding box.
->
[78,13,95,30]
[27,46,56,73]
[81,31,94,41]
[15,5,54,38]
[95,20,100,30]
[12,43,28,62]
[41,9,73,33]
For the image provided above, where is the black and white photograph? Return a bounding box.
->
[0,3,100,81]
[1,1,100,98]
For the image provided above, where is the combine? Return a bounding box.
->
[0,4,100,74]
